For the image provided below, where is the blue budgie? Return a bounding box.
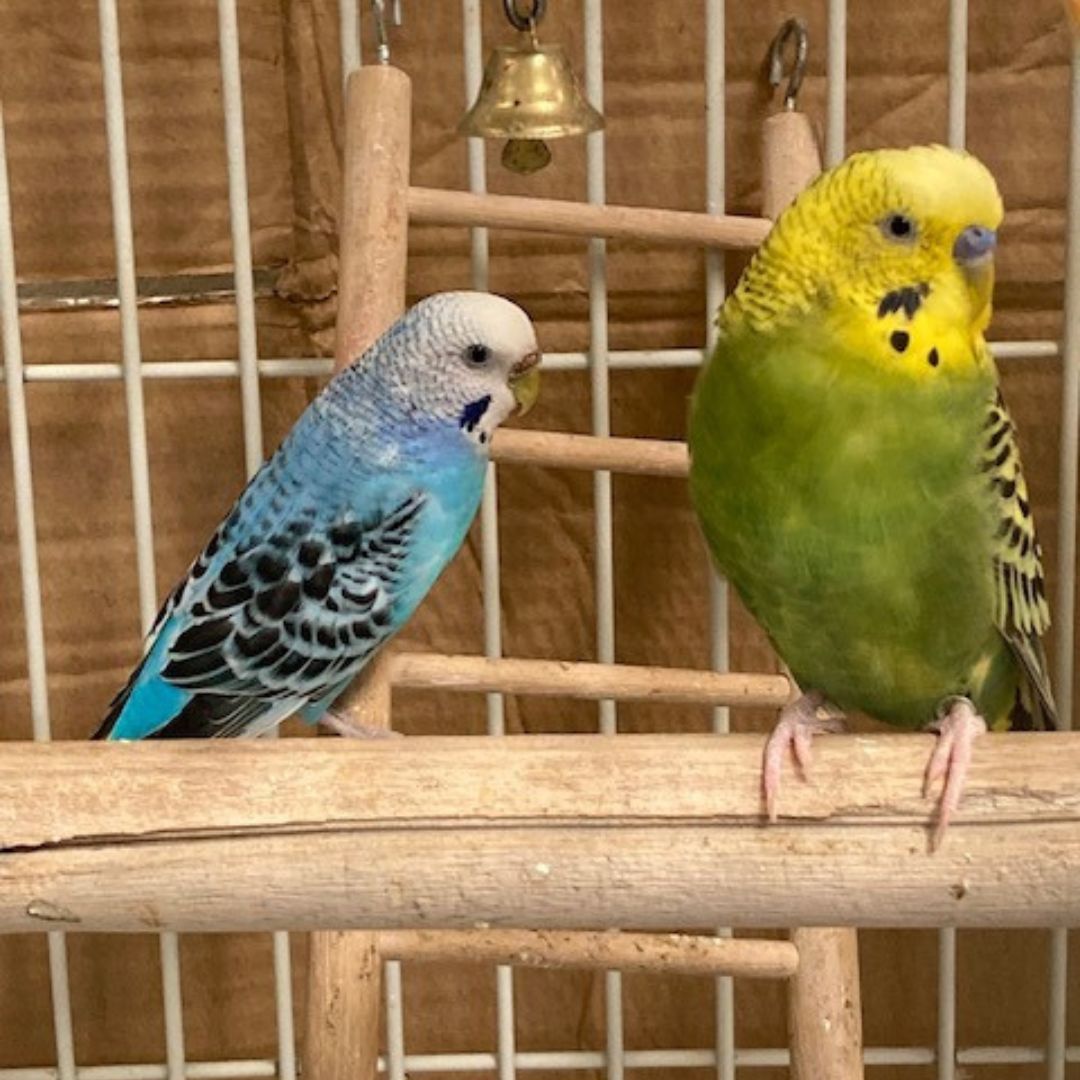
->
[94,291,541,740]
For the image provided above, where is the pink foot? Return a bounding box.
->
[320,709,402,740]
[923,698,986,850]
[763,691,845,822]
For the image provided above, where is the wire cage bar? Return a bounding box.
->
[1047,29,1080,1080]
[1,0,1078,1076]
[215,0,298,1072]
[704,4,735,1076]
[96,3,188,1073]
[458,3,520,1079]
[0,339,1062,388]
[0,93,78,1080]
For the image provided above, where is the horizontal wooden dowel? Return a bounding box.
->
[376,929,798,979]
[491,429,688,476]
[389,653,792,707]
[408,186,772,249]
[3,734,1080,932]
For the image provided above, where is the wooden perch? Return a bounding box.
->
[376,928,797,979]
[388,653,792,707]
[408,186,772,249]
[490,429,689,476]
[3,733,1079,933]
[307,61,411,1080]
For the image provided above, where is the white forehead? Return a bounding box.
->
[415,291,538,357]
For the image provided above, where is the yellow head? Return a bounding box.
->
[723,145,1004,382]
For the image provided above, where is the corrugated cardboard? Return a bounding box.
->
[1,1,1078,1076]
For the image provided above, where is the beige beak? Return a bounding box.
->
[509,351,542,416]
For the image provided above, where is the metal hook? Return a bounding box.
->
[503,0,547,33]
[767,17,808,111]
[371,0,403,65]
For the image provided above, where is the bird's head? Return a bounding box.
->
[724,145,1004,382]
[369,291,541,445]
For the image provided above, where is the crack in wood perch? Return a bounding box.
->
[0,734,1077,933]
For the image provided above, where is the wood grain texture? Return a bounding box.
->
[308,61,411,1080]
[408,186,772,249]
[761,111,822,221]
[377,928,798,979]
[305,656,393,1080]
[389,652,792,707]
[788,927,864,1079]
[334,65,411,370]
[1,733,1078,932]
[490,429,688,476]
[306,931,381,1080]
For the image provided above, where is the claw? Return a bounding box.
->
[923,698,986,850]
[320,709,402,740]
[762,691,844,822]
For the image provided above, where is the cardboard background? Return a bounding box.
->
[0,1,1078,1076]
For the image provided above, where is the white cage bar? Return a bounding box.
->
[97,0,185,1069]
[1048,25,1080,1080]
[0,340,1062,389]
[459,3,519,1078]
[216,1,298,1074]
[0,0,1077,1077]
[0,102,77,1080]
[579,7,627,1080]
[0,339,1062,387]
[703,2,734,1077]
[940,12,965,1075]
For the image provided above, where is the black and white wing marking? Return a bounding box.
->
[982,390,1056,730]
[155,492,427,737]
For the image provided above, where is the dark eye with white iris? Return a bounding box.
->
[465,343,491,367]
[881,213,916,242]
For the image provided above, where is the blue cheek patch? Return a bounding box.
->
[459,395,492,433]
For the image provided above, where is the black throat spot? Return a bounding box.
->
[460,395,492,433]
[877,282,930,320]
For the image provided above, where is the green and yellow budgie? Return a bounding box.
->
[688,145,1056,846]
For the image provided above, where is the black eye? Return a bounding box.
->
[881,213,916,241]
[465,343,491,367]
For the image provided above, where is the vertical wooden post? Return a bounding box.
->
[302,62,411,1080]
[334,66,411,371]
[760,107,865,1080]
[761,110,822,220]
[788,927,863,1080]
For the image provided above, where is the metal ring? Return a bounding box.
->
[503,0,546,32]
[766,17,809,111]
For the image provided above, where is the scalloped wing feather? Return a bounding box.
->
[982,388,1057,729]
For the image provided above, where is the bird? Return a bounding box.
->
[687,145,1055,847]
[94,291,541,740]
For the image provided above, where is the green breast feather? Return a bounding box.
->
[688,325,1056,732]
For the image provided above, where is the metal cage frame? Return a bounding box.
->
[0,0,1078,1077]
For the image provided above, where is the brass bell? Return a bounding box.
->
[458,1,603,174]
